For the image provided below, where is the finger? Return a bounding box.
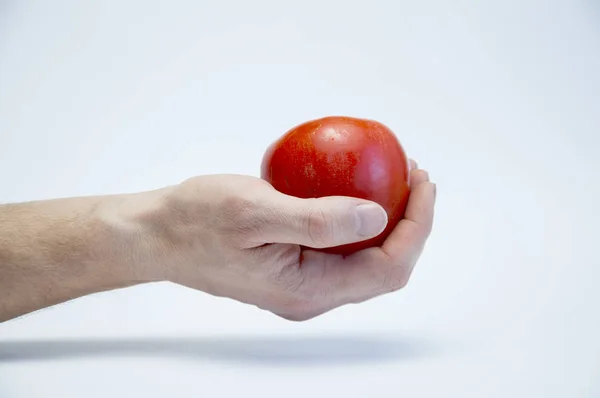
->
[254,166,429,249]
[250,190,389,248]
[410,167,429,187]
[290,248,397,317]
[295,178,436,311]
[409,158,418,171]
[382,179,436,260]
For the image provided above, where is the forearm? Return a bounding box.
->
[0,194,155,322]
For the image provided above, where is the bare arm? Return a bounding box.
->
[0,194,155,322]
[0,168,434,323]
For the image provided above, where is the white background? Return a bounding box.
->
[0,0,599,396]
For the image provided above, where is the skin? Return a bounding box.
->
[0,160,435,323]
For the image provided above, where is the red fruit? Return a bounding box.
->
[261,116,411,256]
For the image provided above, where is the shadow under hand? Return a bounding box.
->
[0,334,443,366]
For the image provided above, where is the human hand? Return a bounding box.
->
[130,160,435,321]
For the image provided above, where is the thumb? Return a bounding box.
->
[252,191,388,248]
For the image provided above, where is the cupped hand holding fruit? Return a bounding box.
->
[136,117,435,320]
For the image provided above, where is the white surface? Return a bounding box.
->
[1,0,599,397]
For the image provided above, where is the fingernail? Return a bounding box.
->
[409,159,418,170]
[432,183,437,201]
[355,204,388,237]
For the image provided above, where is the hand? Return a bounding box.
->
[131,160,435,321]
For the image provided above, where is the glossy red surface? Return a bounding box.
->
[261,116,410,256]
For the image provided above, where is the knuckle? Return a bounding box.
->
[421,221,434,239]
[280,312,316,322]
[218,194,260,236]
[279,303,317,322]
[307,206,335,247]
[278,293,317,322]
[271,261,304,294]
[382,267,410,292]
[221,194,255,220]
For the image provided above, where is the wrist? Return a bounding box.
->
[0,194,164,321]
[101,187,176,284]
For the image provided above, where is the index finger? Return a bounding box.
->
[381,170,436,260]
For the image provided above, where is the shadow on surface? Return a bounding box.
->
[0,334,443,365]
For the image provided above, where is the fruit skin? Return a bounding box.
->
[261,116,410,256]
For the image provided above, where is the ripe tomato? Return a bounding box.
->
[261,116,410,256]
